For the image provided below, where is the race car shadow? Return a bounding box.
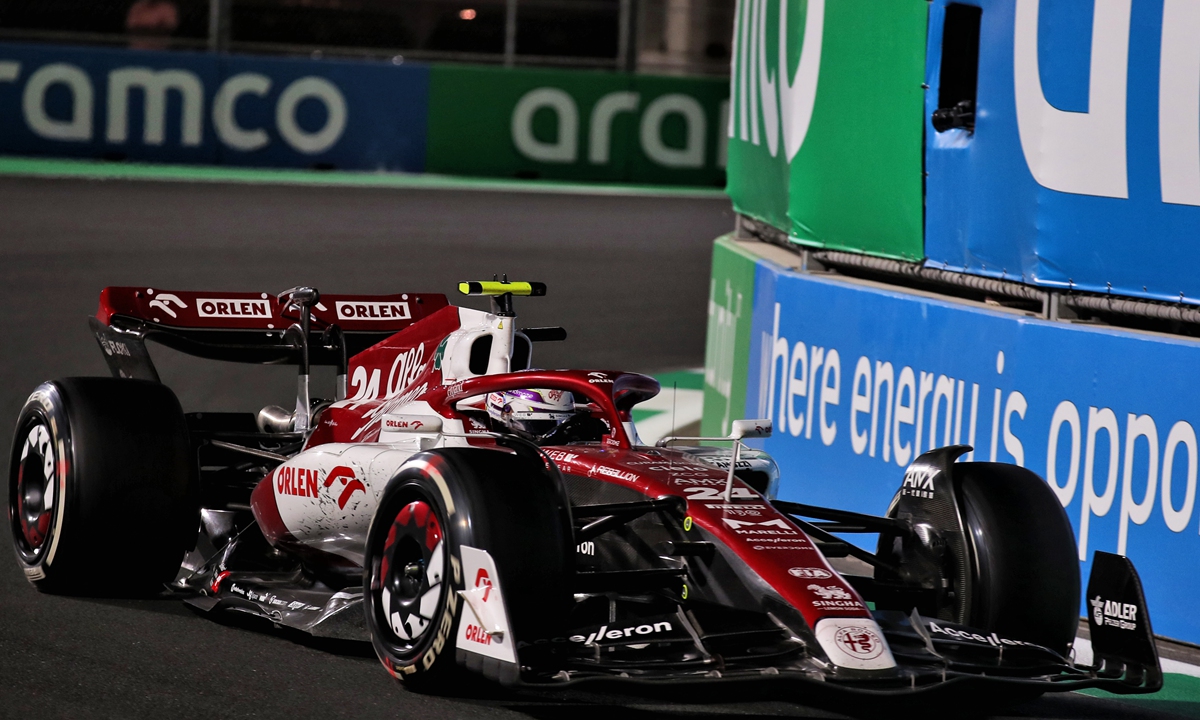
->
[73,583,1177,720]
[85,590,203,617]
[497,704,844,720]
[473,683,1177,720]
[187,598,378,659]
[1007,693,1193,720]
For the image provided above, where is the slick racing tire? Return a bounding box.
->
[956,462,1080,657]
[8,378,199,595]
[363,448,573,692]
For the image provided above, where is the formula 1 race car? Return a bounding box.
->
[9,281,1162,710]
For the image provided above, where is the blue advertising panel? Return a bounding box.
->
[214,54,428,170]
[746,254,1200,642]
[0,43,221,164]
[0,42,429,171]
[924,0,1200,305]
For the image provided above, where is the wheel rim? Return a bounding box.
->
[11,421,56,562]
[374,495,446,653]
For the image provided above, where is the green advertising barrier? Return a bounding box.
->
[725,0,926,260]
[702,234,759,436]
[426,65,728,186]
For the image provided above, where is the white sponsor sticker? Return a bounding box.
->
[808,584,852,600]
[901,466,937,499]
[336,301,411,321]
[455,545,517,664]
[721,517,797,535]
[814,618,897,670]
[927,621,1041,648]
[1090,595,1140,630]
[381,414,443,433]
[197,298,271,319]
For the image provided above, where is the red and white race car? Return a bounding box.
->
[8,281,1162,708]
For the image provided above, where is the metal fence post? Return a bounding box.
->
[504,0,518,67]
[208,0,230,52]
[617,0,636,72]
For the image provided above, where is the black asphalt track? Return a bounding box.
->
[0,176,1192,719]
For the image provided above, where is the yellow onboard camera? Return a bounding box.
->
[458,281,546,297]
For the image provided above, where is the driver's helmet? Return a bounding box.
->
[486,388,574,438]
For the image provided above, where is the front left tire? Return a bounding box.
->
[363,447,573,691]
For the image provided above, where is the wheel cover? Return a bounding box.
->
[12,422,55,561]
[376,498,445,650]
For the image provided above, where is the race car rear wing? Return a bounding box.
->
[91,286,450,383]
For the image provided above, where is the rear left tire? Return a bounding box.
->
[8,377,199,595]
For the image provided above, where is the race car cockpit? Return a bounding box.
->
[483,387,610,446]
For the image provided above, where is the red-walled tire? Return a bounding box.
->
[8,378,199,595]
[362,448,573,692]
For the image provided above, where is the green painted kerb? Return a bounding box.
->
[1079,673,1200,718]
[702,234,759,436]
[0,156,727,199]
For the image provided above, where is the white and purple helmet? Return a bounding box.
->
[486,388,574,438]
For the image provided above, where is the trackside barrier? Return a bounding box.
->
[723,0,927,260]
[425,65,728,186]
[0,41,728,185]
[0,42,430,170]
[704,234,1200,644]
[727,0,1200,299]
[925,0,1200,306]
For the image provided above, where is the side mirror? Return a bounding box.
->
[730,419,772,439]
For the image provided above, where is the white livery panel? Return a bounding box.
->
[813,618,897,671]
[454,545,517,664]
[273,444,421,565]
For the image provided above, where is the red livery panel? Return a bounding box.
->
[541,446,872,629]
